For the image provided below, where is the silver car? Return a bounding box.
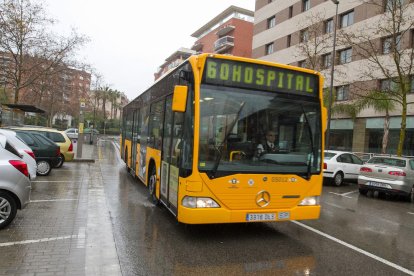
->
[358,156,414,202]
[0,129,37,180]
[0,134,31,229]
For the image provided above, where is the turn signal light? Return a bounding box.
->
[360,167,372,172]
[389,171,406,176]
[323,163,327,169]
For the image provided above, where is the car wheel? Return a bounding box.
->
[0,191,17,230]
[37,160,52,176]
[407,185,414,203]
[333,172,344,186]
[148,166,160,205]
[359,188,368,196]
[54,154,65,168]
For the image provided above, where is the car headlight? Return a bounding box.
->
[182,196,220,208]
[299,196,320,206]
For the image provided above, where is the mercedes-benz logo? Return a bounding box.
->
[255,190,271,207]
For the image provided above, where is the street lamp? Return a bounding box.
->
[326,0,339,150]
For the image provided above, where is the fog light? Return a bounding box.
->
[182,196,220,208]
[299,196,320,206]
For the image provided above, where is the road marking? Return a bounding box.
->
[77,227,86,248]
[31,180,82,183]
[292,221,414,275]
[341,190,359,196]
[329,192,353,198]
[408,212,414,215]
[0,235,77,247]
[30,199,78,203]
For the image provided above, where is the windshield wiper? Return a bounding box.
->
[210,101,245,178]
[300,105,315,180]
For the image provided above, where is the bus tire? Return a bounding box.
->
[148,165,160,205]
[125,148,130,172]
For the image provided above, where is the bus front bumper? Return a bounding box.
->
[177,205,321,224]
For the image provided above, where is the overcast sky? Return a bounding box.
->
[45,0,255,101]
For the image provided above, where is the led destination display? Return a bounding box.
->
[203,58,319,97]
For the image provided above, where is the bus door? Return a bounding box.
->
[138,106,149,181]
[131,109,139,175]
[160,96,183,213]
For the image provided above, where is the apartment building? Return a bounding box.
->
[154,48,196,81]
[191,5,254,57]
[253,0,414,155]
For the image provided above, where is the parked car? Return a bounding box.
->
[0,134,31,229]
[0,129,37,180]
[358,156,414,202]
[64,128,79,140]
[14,131,60,176]
[8,126,74,168]
[323,150,364,186]
[84,128,99,135]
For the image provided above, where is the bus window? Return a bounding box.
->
[149,100,164,150]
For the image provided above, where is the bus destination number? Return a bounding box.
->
[204,58,319,97]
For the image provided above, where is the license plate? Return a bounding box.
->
[246,213,276,222]
[367,181,389,188]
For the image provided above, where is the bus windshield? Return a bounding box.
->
[198,84,322,178]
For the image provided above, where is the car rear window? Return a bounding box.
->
[47,132,66,143]
[324,152,336,160]
[16,132,36,146]
[32,133,56,146]
[367,157,406,167]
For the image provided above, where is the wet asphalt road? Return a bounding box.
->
[1,138,414,275]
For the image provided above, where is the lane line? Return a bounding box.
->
[408,212,414,215]
[0,235,77,247]
[341,190,359,196]
[30,199,78,203]
[292,221,414,275]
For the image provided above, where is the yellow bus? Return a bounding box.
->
[121,54,326,224]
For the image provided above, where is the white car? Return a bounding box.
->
[64,128,79,140]
[0,129,37,180]
[323,150,363,186]
[0,134,31,229]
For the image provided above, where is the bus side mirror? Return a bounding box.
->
[322,107,328,132]
[172,85,188,112]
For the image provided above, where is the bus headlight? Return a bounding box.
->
[182,196,220,208]
[299,196,320,206]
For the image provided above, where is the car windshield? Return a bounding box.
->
[198,84,322,178]
[367,157,406,167]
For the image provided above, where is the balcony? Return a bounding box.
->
[215,25,235,37]
[191,42,203,52]
[214,36,234,53]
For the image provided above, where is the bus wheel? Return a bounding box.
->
[148,166,160,205]
[125,149,130,172]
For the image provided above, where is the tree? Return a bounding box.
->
[0,0,88,104]
[340,0,414,156]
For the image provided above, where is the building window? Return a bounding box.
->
[325,18,334,34]
[300,29,309,43]
[340,10,354,28]
[380,79,399,92]
[302,0,310,11]
[322,53,332,68]
[336,85,349,101]
[382,34,401,54]
[384,0,405,12]
[298,60,306,68]
[339,48,352,64]
[265,43,274,55]
[411,76,414,93]
[267,16,276,29]
[287,35,291,47]
[289,6,293,18]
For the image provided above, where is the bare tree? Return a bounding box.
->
[0,0,88,104]
[340,0,414,156]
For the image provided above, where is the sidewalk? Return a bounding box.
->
[72,139,96,162]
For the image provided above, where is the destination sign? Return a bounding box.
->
[202,58,319,97]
